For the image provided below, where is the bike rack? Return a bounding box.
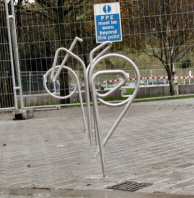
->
[43,37,141,178]
[86,41,113,143]
[88,45,141,177]
[43,46,89,135]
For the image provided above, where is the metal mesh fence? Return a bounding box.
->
[15,0,96,107]
[0,2,14,109]
[1,0,194,109]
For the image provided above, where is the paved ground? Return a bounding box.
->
[1,99,194,196]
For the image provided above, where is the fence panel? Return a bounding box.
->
[10,0,194,108]
[0,2,15,110]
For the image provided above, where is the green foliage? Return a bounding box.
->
[125,88,134,95]
[103,95,125,101]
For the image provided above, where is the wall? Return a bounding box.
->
[23,84,194,106]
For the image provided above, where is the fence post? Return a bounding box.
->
[9,0,24,109]
[4,0,18,110]
[29,72,32,95]
[4,0,33,119]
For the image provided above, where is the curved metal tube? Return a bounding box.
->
[98,56,140,147]
[89,53,140,175]
[43,47,89,137]
[43,66,77,100]
[89,41,112,66]
[91,54,140,108]
[50,37,83,82]
[51,47,92,143]
[94,70,128,99]
[86,41,113,143]
[89,71,106,178]
[44,65,88,134]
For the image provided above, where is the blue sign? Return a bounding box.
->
[94,2,123,43]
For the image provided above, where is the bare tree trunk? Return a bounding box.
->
[166,68,176,96]
[169,79,175,96]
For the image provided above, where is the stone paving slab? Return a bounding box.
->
[0,99,194,195]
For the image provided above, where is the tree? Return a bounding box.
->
[135,0,194,95]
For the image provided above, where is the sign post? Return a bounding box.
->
[94,2,123,43]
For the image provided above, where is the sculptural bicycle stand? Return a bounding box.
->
[43,37,90,138]
[43,37,141,178]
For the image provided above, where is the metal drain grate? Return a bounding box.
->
[107,181,152,192]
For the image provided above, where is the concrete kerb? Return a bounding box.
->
[0,188,194,198]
